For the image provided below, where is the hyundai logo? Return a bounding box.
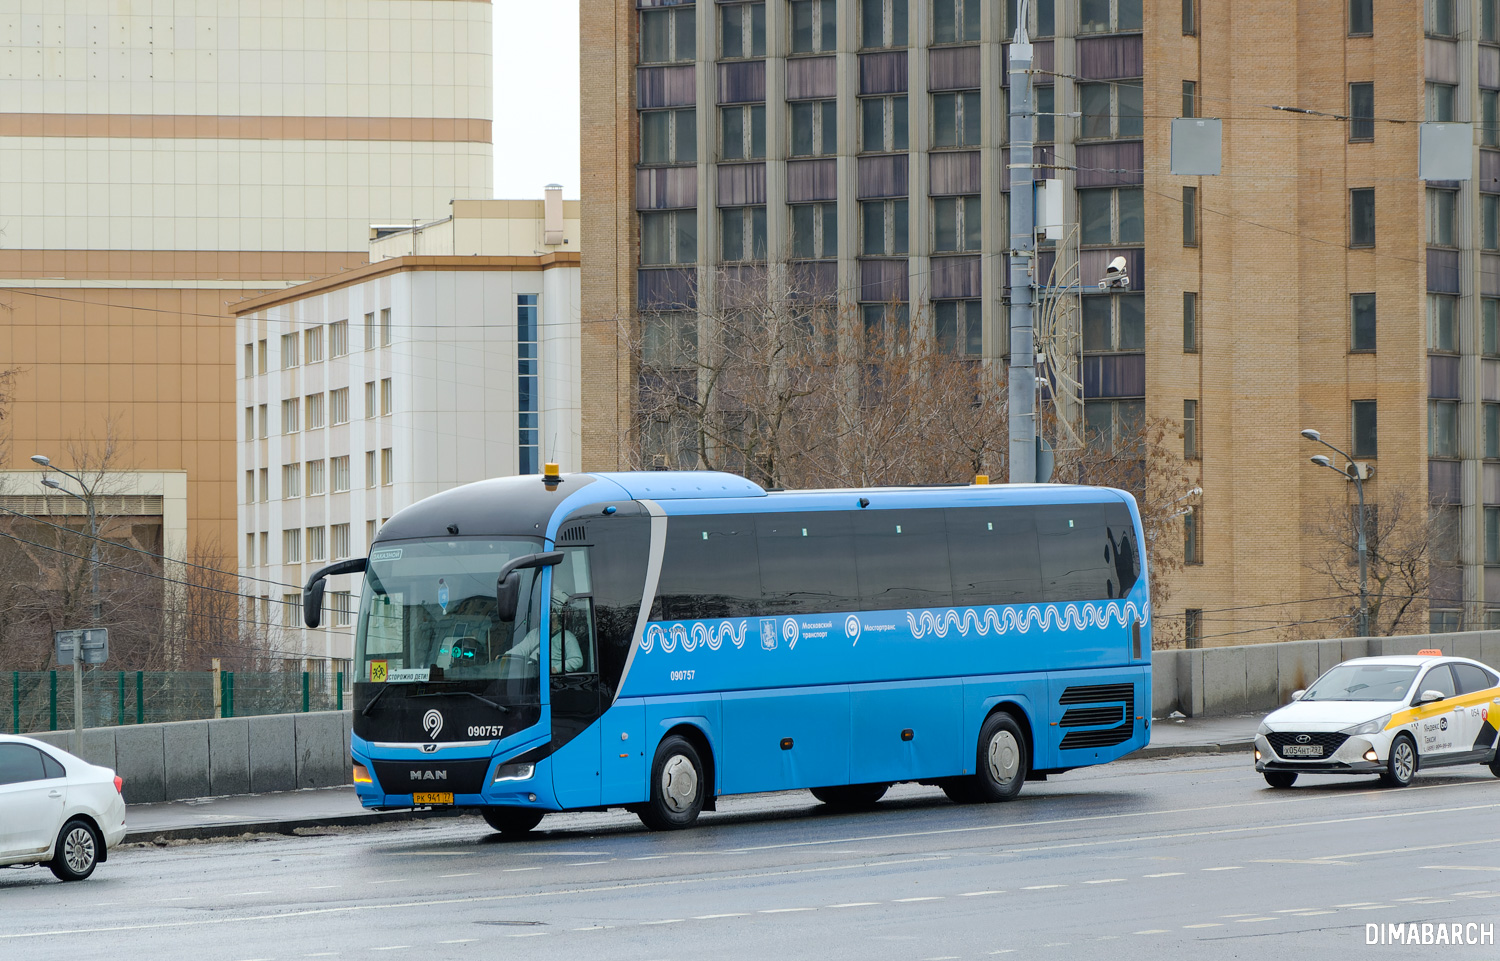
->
[1296,735,1312,744]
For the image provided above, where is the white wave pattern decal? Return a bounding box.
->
[690,621,748,652]
[905,601,1148,640]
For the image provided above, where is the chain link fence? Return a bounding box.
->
[4,669,347,734]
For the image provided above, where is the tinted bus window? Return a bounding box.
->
[561,507,651,697]
[1036,503,1138,603]
[656,514,762,620]
[854,509,953,610]
[756,511,860,615]
[946,508,1043,606]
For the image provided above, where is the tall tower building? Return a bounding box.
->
[0,1,493,560]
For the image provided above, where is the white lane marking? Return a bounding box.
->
[306,886,340,890]
[640,920,683,925]
[164,897,193,901]
[923,956,961,959]
[987,951,1017,955]
[1291,910,1336,916]
[503,867,542,873]
[1334,902,1376,907]
[829,903,880,908]
[1274,908,1316,912]
[1143,872,1185,878]
[894,897,943,902]
[1183,923,1222,929]
[1082,879,1125,884]
[228,892,271,897]
[693,913,748,919]
[960,891,1004,897]
[1023,884,1064,890]
[438,940,478,945]
[1134,930,1170,935]
[629,856,670,861]
[438,874,477,879]
[1423,865,1500,871]
[569,861,614,866]
[304,953,339,957]
[371,948,410,952]
[760,908,815,914]
[1252,859,1356,865]
[1219,914,1254,918]
[1235,918,1276,923]
[368,879,407,885]
[1349,905,1391,911]
[509,932,548,937]
[1202,867,1242,872]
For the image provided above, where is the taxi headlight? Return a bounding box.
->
[1341,714,1391,737]
[1257,721,1272,736]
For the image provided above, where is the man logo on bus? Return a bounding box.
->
[783,618,799,650]
[846,615,862,646]
[760,618,778,651]
[422,709,444,740]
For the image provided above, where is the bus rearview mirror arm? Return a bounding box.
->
[303,557,369,628]
[495,551,566,622]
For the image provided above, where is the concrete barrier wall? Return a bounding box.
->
[28,712,353,804]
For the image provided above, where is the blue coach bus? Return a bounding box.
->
[304,470,1151,834]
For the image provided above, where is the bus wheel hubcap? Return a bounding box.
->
[64,828,94,872]
[987,731,1020,784]
[661,756,698,813]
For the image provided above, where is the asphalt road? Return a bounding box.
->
[4,753,1500,960]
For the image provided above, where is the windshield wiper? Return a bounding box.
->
[360,684,392,716]
[409,689,509,714]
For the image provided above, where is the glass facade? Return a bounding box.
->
[518,294,540,475]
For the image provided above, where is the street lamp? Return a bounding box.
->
[1299,429,1370,637]
[32,453,101,747]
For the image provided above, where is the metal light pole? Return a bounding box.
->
[1299,429,1369,637]
[1007,0,1037,484]
[31,454,100,744]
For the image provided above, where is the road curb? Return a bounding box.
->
[123,807,470,844]
[1138,740,1254,759]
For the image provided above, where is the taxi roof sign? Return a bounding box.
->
[1417,649,1442,656]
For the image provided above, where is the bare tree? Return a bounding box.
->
[1303,487,1432,637]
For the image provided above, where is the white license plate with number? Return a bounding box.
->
[1282,745,1324,757]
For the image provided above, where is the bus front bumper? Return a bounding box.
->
[353,751,561,811]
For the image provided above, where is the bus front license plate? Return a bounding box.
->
[414,792,454,805]
[1282,745,1323,757]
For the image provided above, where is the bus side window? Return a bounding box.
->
[755,511,859,615]
[853,510,953,610]
[1035,504,1117,603]
[945,508,1041,607]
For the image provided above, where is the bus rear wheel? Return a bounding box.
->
[480,807,544,836]
[811,783,889,810]
[638,735,706,831]
[944,712,1028,804]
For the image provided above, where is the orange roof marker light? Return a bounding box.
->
[543,463,563,491]
[974,474,990,485]
[1417,649,1443,656]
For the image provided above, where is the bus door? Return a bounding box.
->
[548,561,604,808]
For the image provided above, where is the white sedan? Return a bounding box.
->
[0,734,127,881]
[1254,654,1500,788]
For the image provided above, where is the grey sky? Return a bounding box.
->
[493,3,582,201]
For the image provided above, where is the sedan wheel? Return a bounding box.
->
[1380,734,1417,787]
[48,819,100,882]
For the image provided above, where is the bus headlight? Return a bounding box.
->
[494,761,535,782]
[353,763,373,784]
[1341,715,1391,737]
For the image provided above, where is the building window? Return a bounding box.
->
[1486,403,1500,459]
[1485,195,1500,251]
[364,381,377,418]
[1035,86,1055,142]
[791,0,837,53]
[331,523,351,560]
[1427,82,1456,122]
[1182,186,1198,246]
[1034,0,1056,36]
[721,206,769,262]
[283,529,302,565]
[259,468,269,503]
[721,104,767,160]
[860,0,909,49]
[932,0,980,44]
[1085,399,1144,456]
[933,91,981,148]
[1080,0,1142,34]
[306,459,325,496]
[1350,188,1375,247]
[1183,291,1198,352]
[518,294,540,476]
[721,2,766,59]
[1181,80,1197,119]
[642,108,698,165]
[935,300,982,356]
[790,100,837,157]
[1184,399,1199,460]
[860,95,909,152]
[1429,293,1458,353]
[245,469,255,503]
[380,308,392,347]
[1428,188,1457,246]
[381,448,394,486]
[245,532,256,566]
[329,387,349,425]
[1352,400,1378,458]
[280,333,299,369]
[861,198,910,255]
[1079,82,1144,139]
[1185,608,1203,648]
[1428,0,1456,37]
[641,210,698,266]
[305,326,324,364]
[791,203,838,259]
[258,404,268,438]
[257,339,268,374]
[259,531,269,563]
[283,463,302,498]
[1083,293,1145,351]
[366,451,377,488]
[642,311,699,370]
[281,398,301,434]
[307,527,326,564]
[281,592,302,625]
[329,320,348,357]
[1486,299,1500,356]
[331,591,354,628]
[331,455,350,492]
[380,378,392,416]
[1349,0,1372,34]
[1430,400,1460,458]
[305,393,325,430]
[1351,292,1376,351]
[1079,187,1144,245]
[933,196,981,253]
[364,312,376,350]
[860,302,910,339]
[641,5,696,64]
[245,406,255,441]
[244,343,254,377]
[1488,507,1500,564]
[1485,91,1500,149]
[1183,508,1202,564]
[1485,0,1500,40]
[1348,82,1374,141]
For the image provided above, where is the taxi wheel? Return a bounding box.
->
[638,735,705,831]
[1380,733,1418,787]
[48,819,100,882]
[480,807,544,836]
[1263,771,1298,789]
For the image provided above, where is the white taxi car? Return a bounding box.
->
[0,734,127,881]
[1254,653,1500,788]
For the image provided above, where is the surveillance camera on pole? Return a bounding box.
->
[1098,256,1130,290]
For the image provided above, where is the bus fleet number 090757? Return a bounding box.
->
[670,670,695,682]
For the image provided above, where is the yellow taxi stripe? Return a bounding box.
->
[1387,686,1500,729]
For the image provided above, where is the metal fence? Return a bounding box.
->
[4,669,347,734]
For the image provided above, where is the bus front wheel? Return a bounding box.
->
[639,735,706,831]
[481,807,544,836]
[945,712,1029,804]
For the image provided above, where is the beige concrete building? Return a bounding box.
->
[0,0,494,560]
[581,0,1496,645]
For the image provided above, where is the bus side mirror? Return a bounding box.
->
[494,551,566,622]
[303,557,368,628]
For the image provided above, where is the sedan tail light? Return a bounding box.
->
[114,776,124,794]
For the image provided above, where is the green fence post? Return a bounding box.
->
[49,670,57,731]
[11,672,18,734]
[136,671,144,725]
[302,671,310,713]
[117,671,125,726]
[225,672,234,719]
[337,672,344,711]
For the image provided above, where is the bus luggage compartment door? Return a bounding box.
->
[720,687,850,795]
[849,679,962,783]
[600,699,647,806]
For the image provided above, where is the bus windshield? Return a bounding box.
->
[355,538,546,685]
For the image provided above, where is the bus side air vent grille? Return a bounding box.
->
[1057,683,1136,750]
[558,525,587,543]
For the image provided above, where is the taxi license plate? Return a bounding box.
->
[1282,745,1323,757]
[413,792,454,805]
